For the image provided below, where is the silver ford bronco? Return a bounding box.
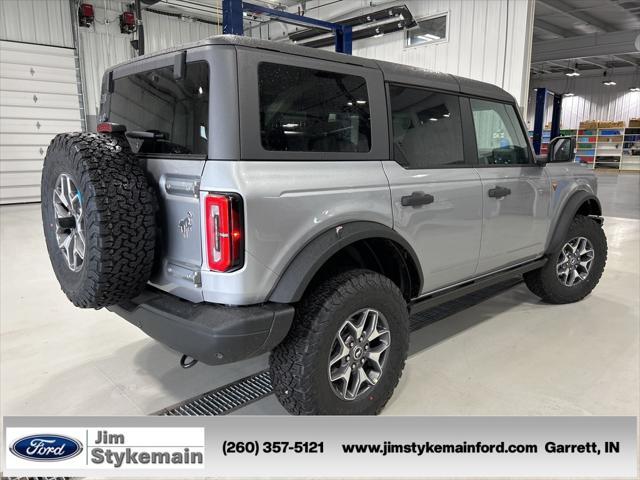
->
[41,36,607,415]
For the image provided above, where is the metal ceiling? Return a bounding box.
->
[531,0,640,76]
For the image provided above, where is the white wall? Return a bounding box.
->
[250,0,536,110]
[143,11,219,54]
[0,0,74,48]
[527,72,640,129]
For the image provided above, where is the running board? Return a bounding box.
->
[409,258,547,315]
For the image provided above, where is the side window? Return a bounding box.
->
[470,99,531,165]
[389,84,464,168]
[258,63,371,152]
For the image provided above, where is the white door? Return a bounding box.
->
[0,40,82,204]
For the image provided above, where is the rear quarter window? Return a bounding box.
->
[258,62,371,153]
[107,61,209,155]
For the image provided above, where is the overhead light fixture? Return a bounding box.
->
[630,87,640,92]
[565,71,580,77]
[564,92,575,97]
[289,4,416,44]
[602,70,616,87]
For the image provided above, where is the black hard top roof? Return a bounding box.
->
[110,35,515,103]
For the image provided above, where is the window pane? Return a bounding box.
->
[258,63,371,153]
[389,85,464,168]
[407,15,447,46]
[108,61,209,155]
[470,99,531,165]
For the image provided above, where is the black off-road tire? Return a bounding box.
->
[41,132,156,308]
[524,215,607,304]
[269,269,409,415]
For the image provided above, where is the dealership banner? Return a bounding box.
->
[2,416,637,477]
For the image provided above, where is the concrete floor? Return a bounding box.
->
[1,172,638,422]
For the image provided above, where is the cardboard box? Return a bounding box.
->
[579,120,598,129]
[628,118,640,128]
[597,121,625,128]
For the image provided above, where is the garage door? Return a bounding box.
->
[0,40,82,204]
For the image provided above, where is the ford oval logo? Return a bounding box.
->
[10,434,83,461]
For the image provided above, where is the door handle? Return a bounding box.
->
[488,186,511,198]
[401,191,434,207]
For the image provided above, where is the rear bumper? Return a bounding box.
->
[107,287,294,365]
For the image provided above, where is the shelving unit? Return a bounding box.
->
[622,127,640,171]
[595,127,624,169]
[576,129,596,166]
[529,123,639,171]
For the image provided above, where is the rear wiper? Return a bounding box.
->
[125,130,166,140]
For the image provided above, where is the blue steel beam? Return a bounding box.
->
[244,2,337,31]
[532,88,547,155]
[223,0,352,54]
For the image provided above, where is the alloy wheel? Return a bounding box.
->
[556,236,594,287]
[52,173,85,272]
[328,308,391,401]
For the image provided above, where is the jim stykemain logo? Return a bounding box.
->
[10,434,83,462]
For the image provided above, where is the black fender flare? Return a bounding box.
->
[545,191,602,255]
[268,221,423,303]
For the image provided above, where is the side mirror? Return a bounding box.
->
[547,136,576,163]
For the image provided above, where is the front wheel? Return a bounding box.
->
[524,215,607,304]
[269,269,409,415]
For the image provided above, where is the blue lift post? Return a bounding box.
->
[222,0,352,54]
[550,92,563,141]
[532,87,547,155]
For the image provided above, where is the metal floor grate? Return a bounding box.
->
[155,369,273,416]
[3,477,71,480]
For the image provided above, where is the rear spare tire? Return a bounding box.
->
[41,132,156,308]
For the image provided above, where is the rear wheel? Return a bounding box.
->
[269,269,409,415]
[524,215,607,304]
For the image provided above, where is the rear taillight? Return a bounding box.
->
[205,193,244,272]
[97,122,126,134]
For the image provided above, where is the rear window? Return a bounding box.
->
[258,62,371,153]
[106,61,209,155]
